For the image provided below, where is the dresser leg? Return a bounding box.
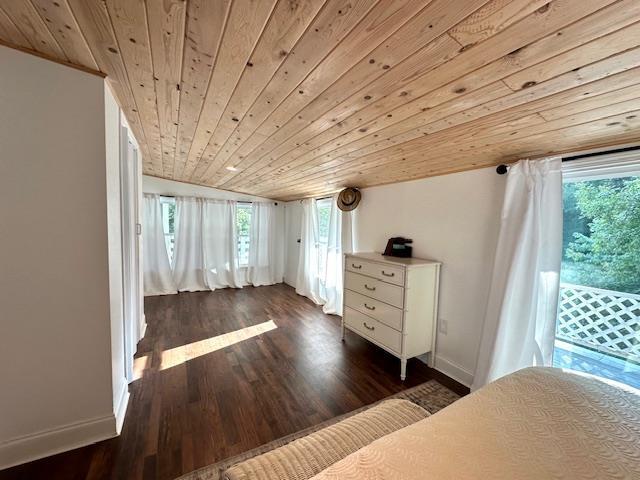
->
[400,358,407,381]
[341,322,345,342]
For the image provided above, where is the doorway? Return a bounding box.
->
[120,122,143,383]
[554,152,640,389]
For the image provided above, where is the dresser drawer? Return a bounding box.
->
[346,257,405,286]
[344,289,403,331]
[344,271,404,308]
[344,307,402,354]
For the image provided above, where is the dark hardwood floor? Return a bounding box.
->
[1,284,466,480]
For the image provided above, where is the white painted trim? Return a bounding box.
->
[563,149,640,182]
[114,385,130,434]
[432,355,474,387]
[0,414,117,470]
[416,353,474,386]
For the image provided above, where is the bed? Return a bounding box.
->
[311,367,640,480]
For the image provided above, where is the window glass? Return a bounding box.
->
[236,203,252,266]
[316,198,332,280]
[554,175,640,389]
[160,196,175,262]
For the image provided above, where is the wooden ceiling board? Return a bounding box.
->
[172,0,230,179]
[207,0,491,187]
[1,0,639,200]
[249,36,640,192]
[29,0,98,67]
[236,6,640,191]
[178,0,280,180]
[0,1,65,58]
[187,0,394,182]
[261,65,640,196]
[146,0,186,176]
[222,0,625,191]
[66,0,152,166]
[106,0,164,173]
[185,0,328,182]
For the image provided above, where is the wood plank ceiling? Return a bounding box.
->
[1,0,640,200]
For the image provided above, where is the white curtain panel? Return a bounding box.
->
[202,199,244,289]
[472,157,563,390]
[322,196,346,315]
[248,202,284,286]
[296,198,323,304]
[296,195,352,315]
[142,194,177,296]
[172,197,207,292]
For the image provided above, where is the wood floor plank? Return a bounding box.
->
[0,284,465,480]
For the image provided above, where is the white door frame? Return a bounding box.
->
[119,122,143,383]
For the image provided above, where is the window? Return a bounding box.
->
[236,203,252,266]
[554,168,640,389]
[316,198,332,280]
[160,196,175,262]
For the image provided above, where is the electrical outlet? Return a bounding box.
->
[438,318,448,335]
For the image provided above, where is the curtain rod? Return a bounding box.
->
[157,194,277,205]
[299,195,333,203]
[495,145,640,175]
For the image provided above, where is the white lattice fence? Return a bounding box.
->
[557,283,640,361]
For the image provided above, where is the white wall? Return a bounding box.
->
[353,168,505,386]
[143,175,273,202]
[0,46,120,468]
[283,168,505,386]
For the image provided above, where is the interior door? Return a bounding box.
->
[120,125,141,382]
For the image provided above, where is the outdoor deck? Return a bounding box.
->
[553,340,640,389]
[554,283,640,390]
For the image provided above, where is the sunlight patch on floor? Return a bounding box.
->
[158,319,278,371]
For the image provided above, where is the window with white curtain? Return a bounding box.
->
[316,198,332,280]
[236,203,252,266]
[159,196,176,262]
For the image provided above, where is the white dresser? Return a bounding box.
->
[342,252,441,380]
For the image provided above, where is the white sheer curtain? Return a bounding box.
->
[296,199,322,303]
[142,194,176,295]
[472,157,563,390]
[173,197,247,291]
[202,199,244,289]
[247,202,284,286]
[148,195,285,294]
[172,197,206,291]
[296,195,352,315]
[321,197,346,315]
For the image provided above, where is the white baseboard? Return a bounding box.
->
[0,414,117,470]
[432,355,474,387]
[114,384,130,434]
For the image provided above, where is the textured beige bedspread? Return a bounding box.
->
[312,367,640,480]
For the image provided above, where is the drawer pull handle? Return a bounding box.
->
[364,303,376,311]
[381,270,395,277]
[364,284,376,291]
[363,322,375,331]
[352,263,362,269]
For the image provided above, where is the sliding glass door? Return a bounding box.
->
[554,171,640,389]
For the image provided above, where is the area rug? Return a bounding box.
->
[177,380,460,480]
